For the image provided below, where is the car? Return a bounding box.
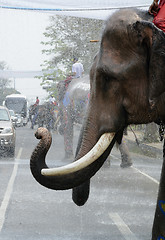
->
[0,106,16,157]
[9,109,18,127]
[15,113,24,127]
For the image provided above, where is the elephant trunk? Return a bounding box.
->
[30,127,116,190]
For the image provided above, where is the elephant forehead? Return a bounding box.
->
[102,10,142,53]
[106,9,141,29]
[97,50,140,77]
[71,82,90,92]
[101,49,130,64]
[72,88,89,101]
[68,80,90,99]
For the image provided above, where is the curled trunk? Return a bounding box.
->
[30,127,116,190]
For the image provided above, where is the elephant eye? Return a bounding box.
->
[96,65,118,92]
[97,65,117,81]
[99,73,112,92]
[103,74,111,83]
[106,74,114,82]
[103,71,117,83]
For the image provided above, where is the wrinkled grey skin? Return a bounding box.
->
[30,9,165,239]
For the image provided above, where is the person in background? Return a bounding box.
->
[31,97,39,129]
[72,57,84,78]
[35,96,39,106]
[49,95,56,105]
[148,0,165,32]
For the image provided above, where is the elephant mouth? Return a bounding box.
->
[41,132,115,177]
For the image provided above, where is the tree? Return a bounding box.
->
[40,15,104,97]
[0,61,19,105]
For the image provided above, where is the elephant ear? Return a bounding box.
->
[133,20,165,106]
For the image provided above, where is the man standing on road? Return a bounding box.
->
[72,57,84,78]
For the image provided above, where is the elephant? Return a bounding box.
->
[57,76,90,159]
[57,75,132,167]
[29,103,57,131]
[30,8,165,239]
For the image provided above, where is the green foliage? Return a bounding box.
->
[0,61,8,71]
[40,15,104,97]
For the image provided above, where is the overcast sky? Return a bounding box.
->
[0,8,51,102]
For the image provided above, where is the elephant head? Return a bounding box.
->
[30,9,165,235]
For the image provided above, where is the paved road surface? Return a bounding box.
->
[0,123,163,240]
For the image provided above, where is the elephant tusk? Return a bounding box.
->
[41,132,115,177]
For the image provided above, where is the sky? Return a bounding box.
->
[0,8,51,103]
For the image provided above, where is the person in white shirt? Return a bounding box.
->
[72,57,84,78]
[49,95,56,104]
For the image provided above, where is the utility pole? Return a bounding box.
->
[13,78,15,90]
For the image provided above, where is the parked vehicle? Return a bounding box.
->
[4,94,28,126]
[9,109,18,127]
[0,106,16,157]
[15,114,24,127]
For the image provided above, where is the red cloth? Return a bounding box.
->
[35,98,39,106]
[64,75,72,89]
[153,0,165,32]
[159,0,165,8]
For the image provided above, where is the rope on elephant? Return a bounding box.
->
[128,126,140,146]
[0,5,150,12]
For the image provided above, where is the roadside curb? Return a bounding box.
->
[126,138,163,158]
[124,131,163,158]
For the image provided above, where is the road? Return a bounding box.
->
[0,123,163,240]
